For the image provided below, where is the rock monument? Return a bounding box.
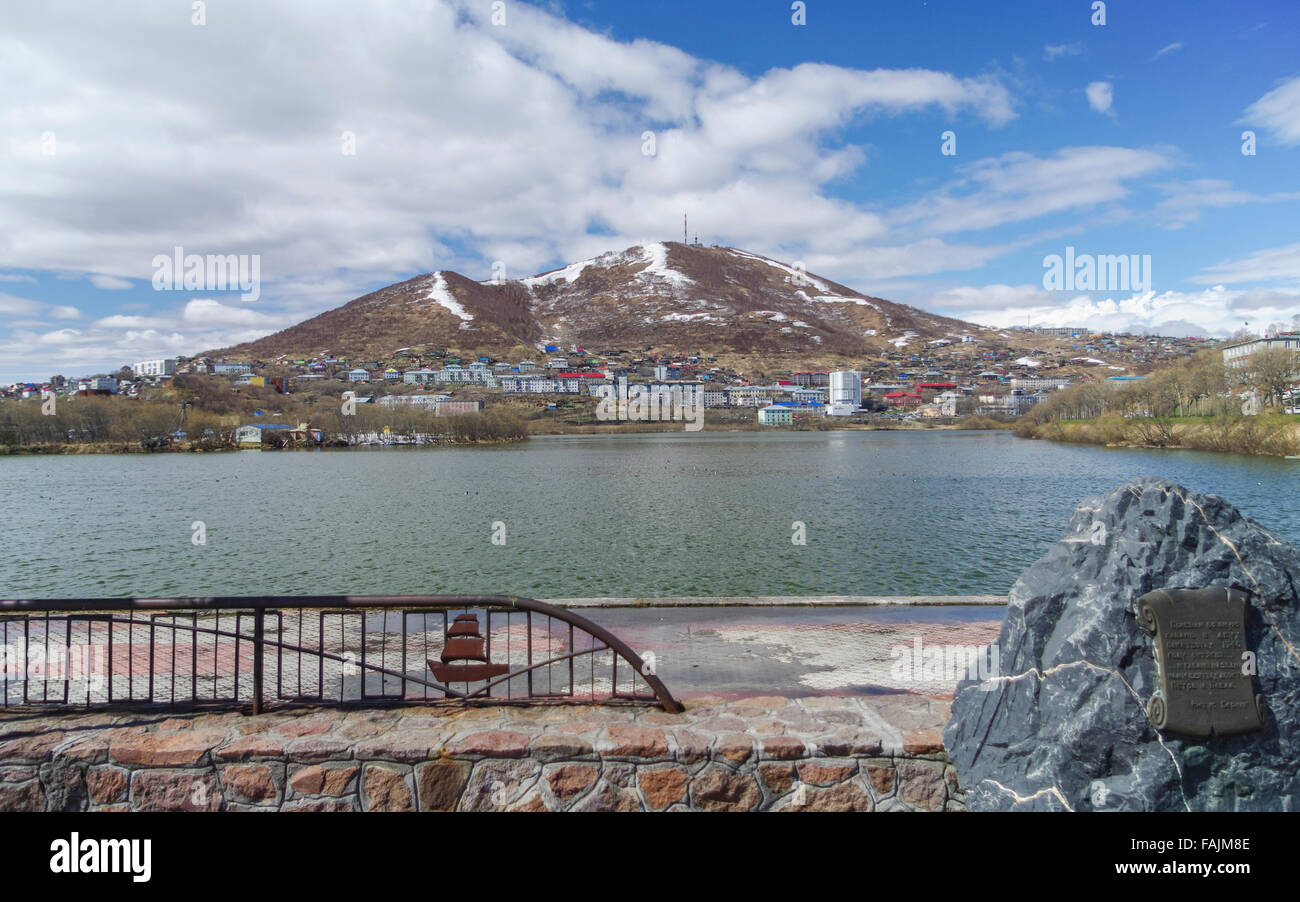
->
[944,477,1300,811]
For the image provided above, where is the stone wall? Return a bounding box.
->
[0,694,961,812]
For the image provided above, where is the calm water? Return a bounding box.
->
[0,431,1296,599]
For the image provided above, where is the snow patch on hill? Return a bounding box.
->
[521,258,594,287]
[637,243,694,288]
[425,273,473,321]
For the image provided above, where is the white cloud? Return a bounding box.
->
[1044,43,1083,61]
[1242,75,1300,147]
[1085,81,1114,115]
[1154,179,1300,229]
[1153,42,1184,59]
[894,147,1169,236]
[0,297,292,381]
[0,293,44,316]
[946,283,1300,336]
[181,298,280,328]
[1190,242,1300,286]
[929,283,1055,312]
[0,292,79,321]
[88,274,132,290]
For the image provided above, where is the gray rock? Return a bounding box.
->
[944,477,1300,811]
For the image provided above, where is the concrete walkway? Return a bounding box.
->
[550,603,1005,699]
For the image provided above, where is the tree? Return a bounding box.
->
[1247,347,1298,409]
[1187,351,1227,415]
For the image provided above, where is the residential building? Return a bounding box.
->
[501,375,564,393]
[76,376,119,394]
[1222,333,1300,369]
[378,394,448,410]
[347,369,371,382]
[132,358,176,378]
[757,406,793,426]
[827,370,862,416]
[1010,377,1072,392]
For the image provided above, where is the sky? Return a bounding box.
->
[1,0,1299,383]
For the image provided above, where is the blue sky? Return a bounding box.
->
[1,0,1298,383]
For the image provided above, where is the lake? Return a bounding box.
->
[1,431,1296,599]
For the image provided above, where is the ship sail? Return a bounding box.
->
[429,613,511,683]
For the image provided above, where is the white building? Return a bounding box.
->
[827,370,862,416]
[378,394,449,409]
[500,375,564,393]
[432,365,496,386]
[702,390,729,408]
[1010,377,1072,392]
[132,358,176,378]
[77,376,119,393]
[1223,333,1300,369]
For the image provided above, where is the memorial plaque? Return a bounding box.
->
[1136,587,1265,737]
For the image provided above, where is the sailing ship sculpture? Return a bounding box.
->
[428,613,511,684]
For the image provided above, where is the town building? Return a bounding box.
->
[827,370,862,416]
[76,376,119,394]
[757,406,793,426]
[1009,377,1072,392]
[377,394,449,410]
[132,358,176,378]
[1222,333,1300,369]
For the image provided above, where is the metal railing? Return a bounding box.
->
[0,594,682,714]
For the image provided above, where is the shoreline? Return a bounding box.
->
[546,594,1007,608]
[0,422,1013,454]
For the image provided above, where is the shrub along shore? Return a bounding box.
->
[1011,348,1299,457]
[1014,413,1300,457]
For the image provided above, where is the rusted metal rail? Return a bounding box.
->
[0,594,682,714]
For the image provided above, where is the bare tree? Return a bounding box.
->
[1246,347,1298,409]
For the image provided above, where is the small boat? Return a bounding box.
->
[428,613,510,683]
